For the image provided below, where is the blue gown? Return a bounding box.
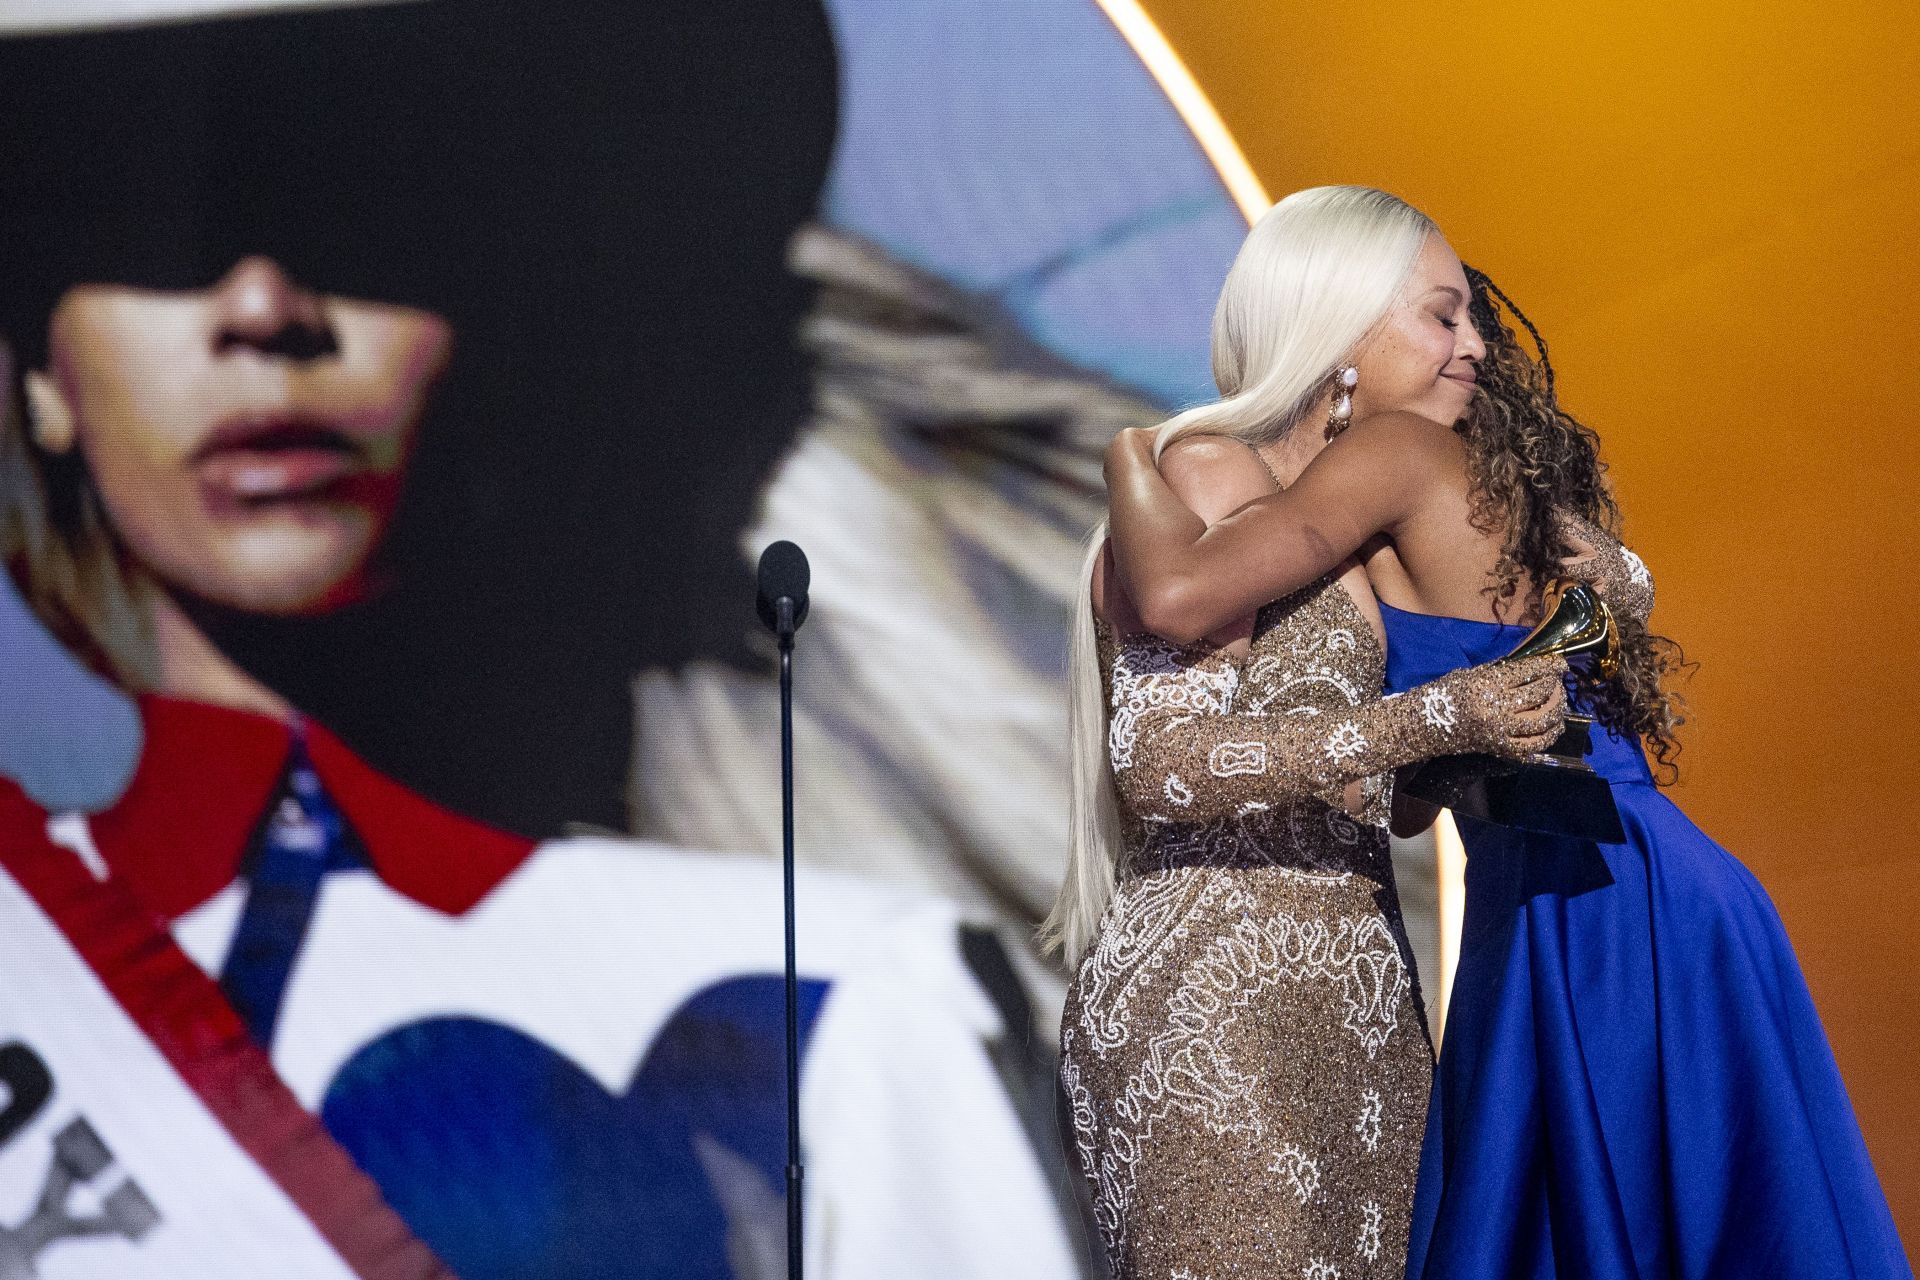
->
[1379,601,1912,1280]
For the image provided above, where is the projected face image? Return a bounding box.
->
[1352,233,1485,424]
[34,256,450,615]
[0,0,840,829]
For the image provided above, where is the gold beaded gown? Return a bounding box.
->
[1061,575,1434,1280]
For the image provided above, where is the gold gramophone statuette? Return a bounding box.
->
[1506,577,1620,678]
[1396,576,1628,843]
[1503,578,1619,767]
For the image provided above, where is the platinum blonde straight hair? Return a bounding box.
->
[1040,185,1437,965]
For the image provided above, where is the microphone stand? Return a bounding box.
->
[777,597,803,1280]
[757,540,809,1280]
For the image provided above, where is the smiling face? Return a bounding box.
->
[1349,233,1486,425]
[30,256,452,615]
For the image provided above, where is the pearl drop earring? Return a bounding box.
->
[1326,365,1358,440]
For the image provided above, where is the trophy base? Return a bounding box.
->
[1547,715,1593,760]
[1398,750,1625,844]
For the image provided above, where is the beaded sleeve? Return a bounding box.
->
[1556,510,1656,625]
[1109,654,1566,822]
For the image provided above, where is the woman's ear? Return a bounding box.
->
[23,369,76,453]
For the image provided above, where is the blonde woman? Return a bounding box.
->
[1045,187,1568,1278]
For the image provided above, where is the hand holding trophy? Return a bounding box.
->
[1397,578,1627,843]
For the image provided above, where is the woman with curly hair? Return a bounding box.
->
[1096,186,1908,1277]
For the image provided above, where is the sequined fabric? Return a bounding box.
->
[1556,509,1655,625]
[1062,578,1433,1279]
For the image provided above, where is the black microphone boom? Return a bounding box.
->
[756,540,811,640]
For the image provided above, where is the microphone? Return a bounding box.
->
[754,538,810,1278]
[755,540,811,644]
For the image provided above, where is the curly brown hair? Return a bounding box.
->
[1457,265,1693,784]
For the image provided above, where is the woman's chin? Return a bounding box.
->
[1436,381,1478,418]
[184,532,380,616]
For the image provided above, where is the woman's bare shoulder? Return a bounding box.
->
[1308,409,1468,489]
[1156,433,1275,524]
[1346,409,1466,452]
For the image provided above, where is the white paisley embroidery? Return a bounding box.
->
[1354,1089,1383,1152]
[1208,741,1267,777]
[1268,1143,1321,1204]
[1074,872,1212,1056]
[1357,1200,1384,1261]
[1323,721,1367,762]
[1077,904,1412,1252]
[1106,635,1237,772]
[1621,545,1652,590]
